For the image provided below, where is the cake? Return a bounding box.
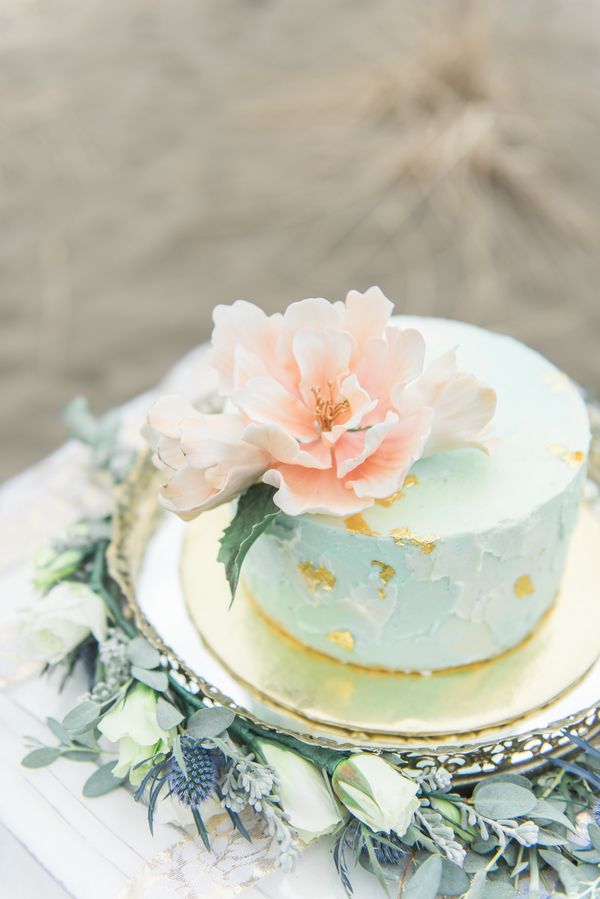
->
[242,316,590,671]
[144,289,590,674]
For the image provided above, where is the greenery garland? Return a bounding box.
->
[19,400,600,898]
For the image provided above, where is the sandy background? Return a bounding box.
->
[2,0,600,481]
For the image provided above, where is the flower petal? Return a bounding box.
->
[292,329,354,407]
[243,422,332,469]
[263,465,370,516]
[399,350,497,454]
[209,300,282,392]
[232,377,316,442]
[346,408,433,499]
[343,286,394,354]
[356,327,425,426]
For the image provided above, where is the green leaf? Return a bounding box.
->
[465,871,517,899]
[172,734,188,778]
[473,782,537,820]
[62,748,100,761]
[127,637,161,670]
[187,707,235,739]
[217,484,280,602]
[539,850,580,894]
[46,716,69,745]
[22,747,61,768]
[62,701,101,734]
[131,666,169,692]
[404,855,442,899]
[481,772,533,790]
[438,859,470,896]
[83,762,126,797]
[587,822,600,855]
[156,697,184,730]
[531,799,575,832]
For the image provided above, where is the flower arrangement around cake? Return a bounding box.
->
[16,332,600,898]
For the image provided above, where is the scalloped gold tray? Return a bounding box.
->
[108,454,600,778]
[181,502,600,740]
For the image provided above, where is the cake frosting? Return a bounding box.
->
[242,316,590,671]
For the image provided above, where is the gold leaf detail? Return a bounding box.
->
[547,445,586,468]
[298,562,336,592]
[514,574,535,598]
[390,527,438,554]
[345,514,380,536]
[371,560,396,584]
[327,629,354,652]
[375,491,404,507]
[374,475,419,507]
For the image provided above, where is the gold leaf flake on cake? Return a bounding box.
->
[298,562,336,592]
[345,514,380,536]
[390,527,438,554]
[514,574,535,598]
[547,445,585,467]
[327,629,355,652]
[375,475,419,507]
[375,491,405,508]
[371,560,396,599]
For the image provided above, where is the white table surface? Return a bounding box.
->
[0,347,386,899]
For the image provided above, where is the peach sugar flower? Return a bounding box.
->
[144,287,496,518]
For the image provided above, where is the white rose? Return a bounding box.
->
[257,740,346,842]
[332,754,420,836]
[21,581,107,665]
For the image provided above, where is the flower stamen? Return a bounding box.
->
[311,380,350,432]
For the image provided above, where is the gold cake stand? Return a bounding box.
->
[108,453,600,782]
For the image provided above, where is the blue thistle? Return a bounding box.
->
[371,831,408,865]
[167,736,219,807]
[594,800,600,826]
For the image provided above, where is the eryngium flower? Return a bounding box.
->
[372,831,408,865]
[167,737,219,807]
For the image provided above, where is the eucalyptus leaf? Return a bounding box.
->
[535,829,568,847]
[127,637,161,670]
[187,707,235,739]
[62,748,101,761]
[465,871,517,899]
[588,822,600,854]
[217,484,280,602]
[22,747,61,768]
[539,850,580,894]
[403,855,442,899]
[83,762,126,797]
[62,701,101,734]
[46,716,69,745]
[438,859,470,896]
[131,666,169,692]
[531,799,574,832]
[172,734,188,778]
[481,772,533,790]
[473,782,537,820]
[156,697,184,730]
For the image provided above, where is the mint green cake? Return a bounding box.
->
[242,317,591,672]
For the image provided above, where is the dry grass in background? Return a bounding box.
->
[1,0,600,480]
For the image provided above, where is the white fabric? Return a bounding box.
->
[0,346,384,898]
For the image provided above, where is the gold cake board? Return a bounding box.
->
[181,503,600,742]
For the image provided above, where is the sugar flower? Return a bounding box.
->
[145,287,495,517]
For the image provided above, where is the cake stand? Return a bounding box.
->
[108,442,600,785]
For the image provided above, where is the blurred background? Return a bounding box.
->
[2,0,600,481]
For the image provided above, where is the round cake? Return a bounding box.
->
[241,316,590,672]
